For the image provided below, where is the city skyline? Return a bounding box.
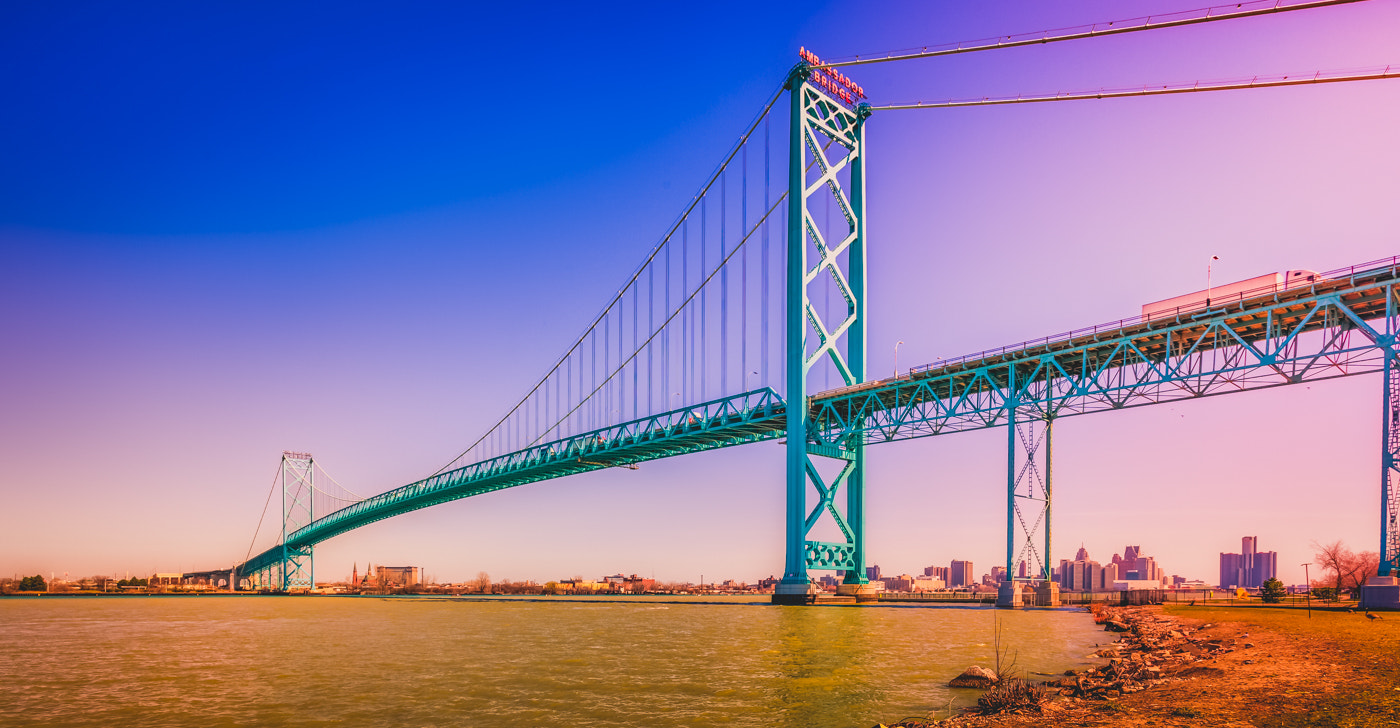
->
[4,2,1400,586]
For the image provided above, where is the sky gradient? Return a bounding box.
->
[3,1,1399,586]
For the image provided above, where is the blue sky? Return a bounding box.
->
[3,1,1399,585]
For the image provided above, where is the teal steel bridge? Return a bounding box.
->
[225,3,1400,600]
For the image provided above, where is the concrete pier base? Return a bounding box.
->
[837,582,880,603]
[771,581,821,605]
[1034,580,1061,607]
[996,581,1025,609]
[1360,575,1400,610]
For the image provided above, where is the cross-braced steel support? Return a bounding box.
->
[775,64,873,604]
[1006,412,1052,583]
[1383,352,1400,576]
[280,452,315,591]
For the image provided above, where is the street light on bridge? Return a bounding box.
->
[1207,255,1219,306]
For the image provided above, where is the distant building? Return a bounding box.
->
[1219,536,1278,589]
[375,566,420,588]
[866,564,882,581]
[1059,556,1105,591]
[924,565,950,581]
[882,574,916,592]
[950,560,974,588]
[913,575,944,591]
[1060,545,1166,591]
[988,566,1007,585]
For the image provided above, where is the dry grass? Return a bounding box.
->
[1163,604,1400,727]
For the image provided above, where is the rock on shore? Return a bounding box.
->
[947,665,999,688]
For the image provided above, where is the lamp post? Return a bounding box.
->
[1206,255,1219,306]
[894,340,905,379]
[1302,562,1312,618]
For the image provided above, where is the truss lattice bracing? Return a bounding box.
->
[809,262,1400,580]
[280,452,314,591]
[777,65,872,598]
[809,268,1400,445]
[1384,323,1400,576]
[1007,412,1052,583]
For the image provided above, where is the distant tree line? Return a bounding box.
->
[17,575,46,591]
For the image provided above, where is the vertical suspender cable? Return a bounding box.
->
[762,116,770,389]
[741,143,748,391]
[700,197,708,402]
[682,219,689,405]
[721,170,729,397]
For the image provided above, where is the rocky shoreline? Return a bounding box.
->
[873,603,1328,727]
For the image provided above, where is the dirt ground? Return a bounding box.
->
[881,603,1400,728]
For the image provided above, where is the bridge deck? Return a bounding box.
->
[809,256,1400,443]
[236,256,1400,579]
[236,390,785,576]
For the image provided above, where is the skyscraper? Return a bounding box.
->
[1219,536,1278,588]
[950,560,974,588]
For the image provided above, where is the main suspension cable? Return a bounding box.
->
[820,0,1373,68]
[870,64,1400,110]
[426,79,790,479]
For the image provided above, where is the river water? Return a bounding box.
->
[0,595,1106,727]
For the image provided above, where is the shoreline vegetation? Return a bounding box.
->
[880,603,1400,727]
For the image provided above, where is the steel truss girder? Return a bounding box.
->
[236,389,788,576]
[809,275,1400,445]
[781,66,872,591]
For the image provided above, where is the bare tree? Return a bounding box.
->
[993,615,1020,682]
[474,571,491,594]
[1313,540,1351,593]
[1342,551,1380,594]
[1314,541,1380,596]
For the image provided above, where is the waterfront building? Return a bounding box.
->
[866,564,882,581]
[1058,556,1104,591]
[1110,545,1166,584]
[1218,536,1278,589]
[924,565,949,581]
[374,566,421,588]
[913,575,944,591]
[882,574,916,592]
[149,573,182,587]
[950,560,974,587]
[988,566,1007,585]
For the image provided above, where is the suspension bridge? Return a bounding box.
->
[209,0,1400,605]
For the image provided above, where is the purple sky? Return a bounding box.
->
[3,1,1399,585]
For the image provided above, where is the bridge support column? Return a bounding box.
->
[1362,343,1400,609]
[1000,403,1056,608]
[774,63,873,605]
[1382,349,1400,577]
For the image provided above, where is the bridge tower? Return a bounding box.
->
[280,451,315,591]
[774,62,874,604]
